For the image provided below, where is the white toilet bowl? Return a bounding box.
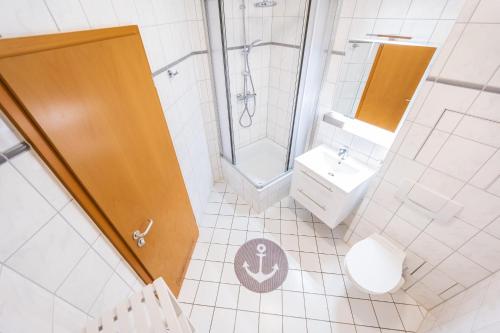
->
[344,233,406,294]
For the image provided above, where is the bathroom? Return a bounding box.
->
[0,0,499,332]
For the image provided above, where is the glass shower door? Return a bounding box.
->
[221,0,310,187]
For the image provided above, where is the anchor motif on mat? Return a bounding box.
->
[242,243,279,283]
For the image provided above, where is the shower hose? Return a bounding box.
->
[239,49,257,128]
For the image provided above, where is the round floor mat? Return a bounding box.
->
[234,238,288,293]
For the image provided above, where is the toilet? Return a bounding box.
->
[344,233,406,294]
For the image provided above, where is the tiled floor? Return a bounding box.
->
[178,183,426,333]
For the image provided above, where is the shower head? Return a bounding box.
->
[254,1,277,7]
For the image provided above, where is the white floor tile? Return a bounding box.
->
[372,301,404,330]
[220,203,236,215]
[178,279,199,303]
[317,237,337,255]
[199,227,214,243]
[344,277,370,300]
[260,289,282,315]
[307,319,332,333]
[259,313,283,333]
[296,209,313,222]
[200,214,218,227]
[281,207,297,220]
[216,215,233,229]
[228,230,247,245]
[192,242,210,260]
[323,273,347,297]
[282,269,303,292]
[212,229,230,244]
[327,296,354,324]
[281,234,300,251]
[355,326,381,333]
[248,218,265,232]
[195,281,219,306]
[319,254,341,274]
[221,263,240,284]
[334,239,350,255]
[302,271,325,294]
[201,261,223,282]
[265,206,281,219]
[234,310,259,333]
[207,244,227,262]
[225,245,239,263]
[283,291,305,317]
[190,305,214,333]
[287,250,302,270]
[297,222,316,236]
[235,204,251,217]
[304,293,330,320]
[238,287,260,311]
[223,193,238,204]
[349,299,379,327]
[232,216,249,230]
[331,322,356,333]
[281,220,298,234]
[299,236,318,252]
[210,308,236,333]
[314,223,333,238]
[205,203,221,214]
[186,260,205,280]
[396,303,424,332]
[265,219,281,233]
[300,252,321,272]
[283,316,307,333]
[216,283,239,309]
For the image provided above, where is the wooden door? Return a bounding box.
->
[355,44,435,131]
[0,27,198,294]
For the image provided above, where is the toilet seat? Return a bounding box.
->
[344,234,405,294]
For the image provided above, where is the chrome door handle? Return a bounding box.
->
[133,219,154,247]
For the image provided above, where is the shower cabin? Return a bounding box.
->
[204,0,337,211]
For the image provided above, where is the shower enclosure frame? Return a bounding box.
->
[204,0,313,189]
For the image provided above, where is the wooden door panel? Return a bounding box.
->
[355,44,435,131]
[0,27,197,293]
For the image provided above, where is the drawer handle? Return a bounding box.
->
[301,170,333,192]
[298,188,326,211]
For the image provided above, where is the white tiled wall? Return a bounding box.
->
[345,0,500,311]
[418,270,500,332]
[0,150,143,333]
[0,0,221,332]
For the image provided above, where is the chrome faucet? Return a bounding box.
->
[338,146,349,160]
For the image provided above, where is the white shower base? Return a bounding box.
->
[221,138,292,212]
[235,138,287,186]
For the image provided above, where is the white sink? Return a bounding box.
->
[291,145,377,228]
[295,145,377,193]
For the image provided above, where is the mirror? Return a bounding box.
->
[331,40,435,132]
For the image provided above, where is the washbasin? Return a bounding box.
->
[295,144,376,193]
[291,144,378,228]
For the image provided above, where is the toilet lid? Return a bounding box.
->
[345,236,404,294]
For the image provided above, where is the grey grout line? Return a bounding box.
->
[195,184,423,332]
[152,40,303,78]
[1,261,90,316]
